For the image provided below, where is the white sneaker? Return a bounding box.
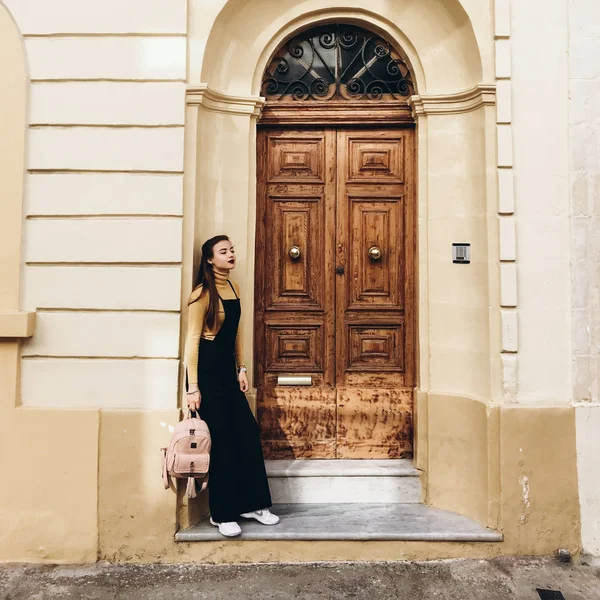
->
[209,517,242,537]
[240,508,280,525]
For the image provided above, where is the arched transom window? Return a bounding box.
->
[261,24,415,102]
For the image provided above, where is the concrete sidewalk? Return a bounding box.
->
[0,557,599,600]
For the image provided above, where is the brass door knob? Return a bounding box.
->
[289,245,301,260]
[368,246,382,260]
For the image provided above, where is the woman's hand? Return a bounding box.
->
[238,371,249,393]
[186,388,201,412]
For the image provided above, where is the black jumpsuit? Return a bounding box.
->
[197,281,272,522]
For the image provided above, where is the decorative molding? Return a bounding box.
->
[496,80,512,124]
[494,0,517,367]
[186,84,265,117]
[494,39,512,79]
[0,311,36,338]
[409,84,496,117]
[259,101,414,126]
[501,310,518,353]
[497,168,515,214]
[494,0,511,38]
[500,263,518,307]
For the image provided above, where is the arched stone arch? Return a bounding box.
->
[201,0,485,97]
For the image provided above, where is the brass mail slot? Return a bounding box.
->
[277,375,312,386]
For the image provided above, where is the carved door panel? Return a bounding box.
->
[335,130,415,457]
[255,128,414,459]
[255,129,337,458]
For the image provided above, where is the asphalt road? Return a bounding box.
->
[1,557,599,600]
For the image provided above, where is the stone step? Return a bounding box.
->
[266,459,422,504]
[175,503,503,542]
[265,459,419,477]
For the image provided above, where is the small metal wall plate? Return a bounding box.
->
[277,375,312,386]
[452,243,471,264]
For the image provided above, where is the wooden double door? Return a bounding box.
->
[254,127,415,459]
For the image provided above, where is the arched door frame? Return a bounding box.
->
[253,22,419,458]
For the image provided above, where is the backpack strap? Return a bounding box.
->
[198,474,209,493]
[185,477,197,499]
[161,447,170,490]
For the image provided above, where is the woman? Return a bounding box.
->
[183,235,279,537]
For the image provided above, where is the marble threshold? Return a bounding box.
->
[265,459,419,477]
[175,503,503,542]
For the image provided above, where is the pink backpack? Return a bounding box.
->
[161,411,211,498]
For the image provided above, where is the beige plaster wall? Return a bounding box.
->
[0,404,100,563]
[98,410,180,562]
[426,394,496,527]
[576,407,600,556]
[0,3,99,563]
[5,0,188,412]
[568,0,600,558]
[570,0,600,406]
[500,406,580,554]
[425,394,580,555]
[424,109,494,400]
[511,0,571,403]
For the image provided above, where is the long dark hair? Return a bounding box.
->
[189,234,230,331]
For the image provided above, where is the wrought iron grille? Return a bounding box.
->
[261,25,415,101]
